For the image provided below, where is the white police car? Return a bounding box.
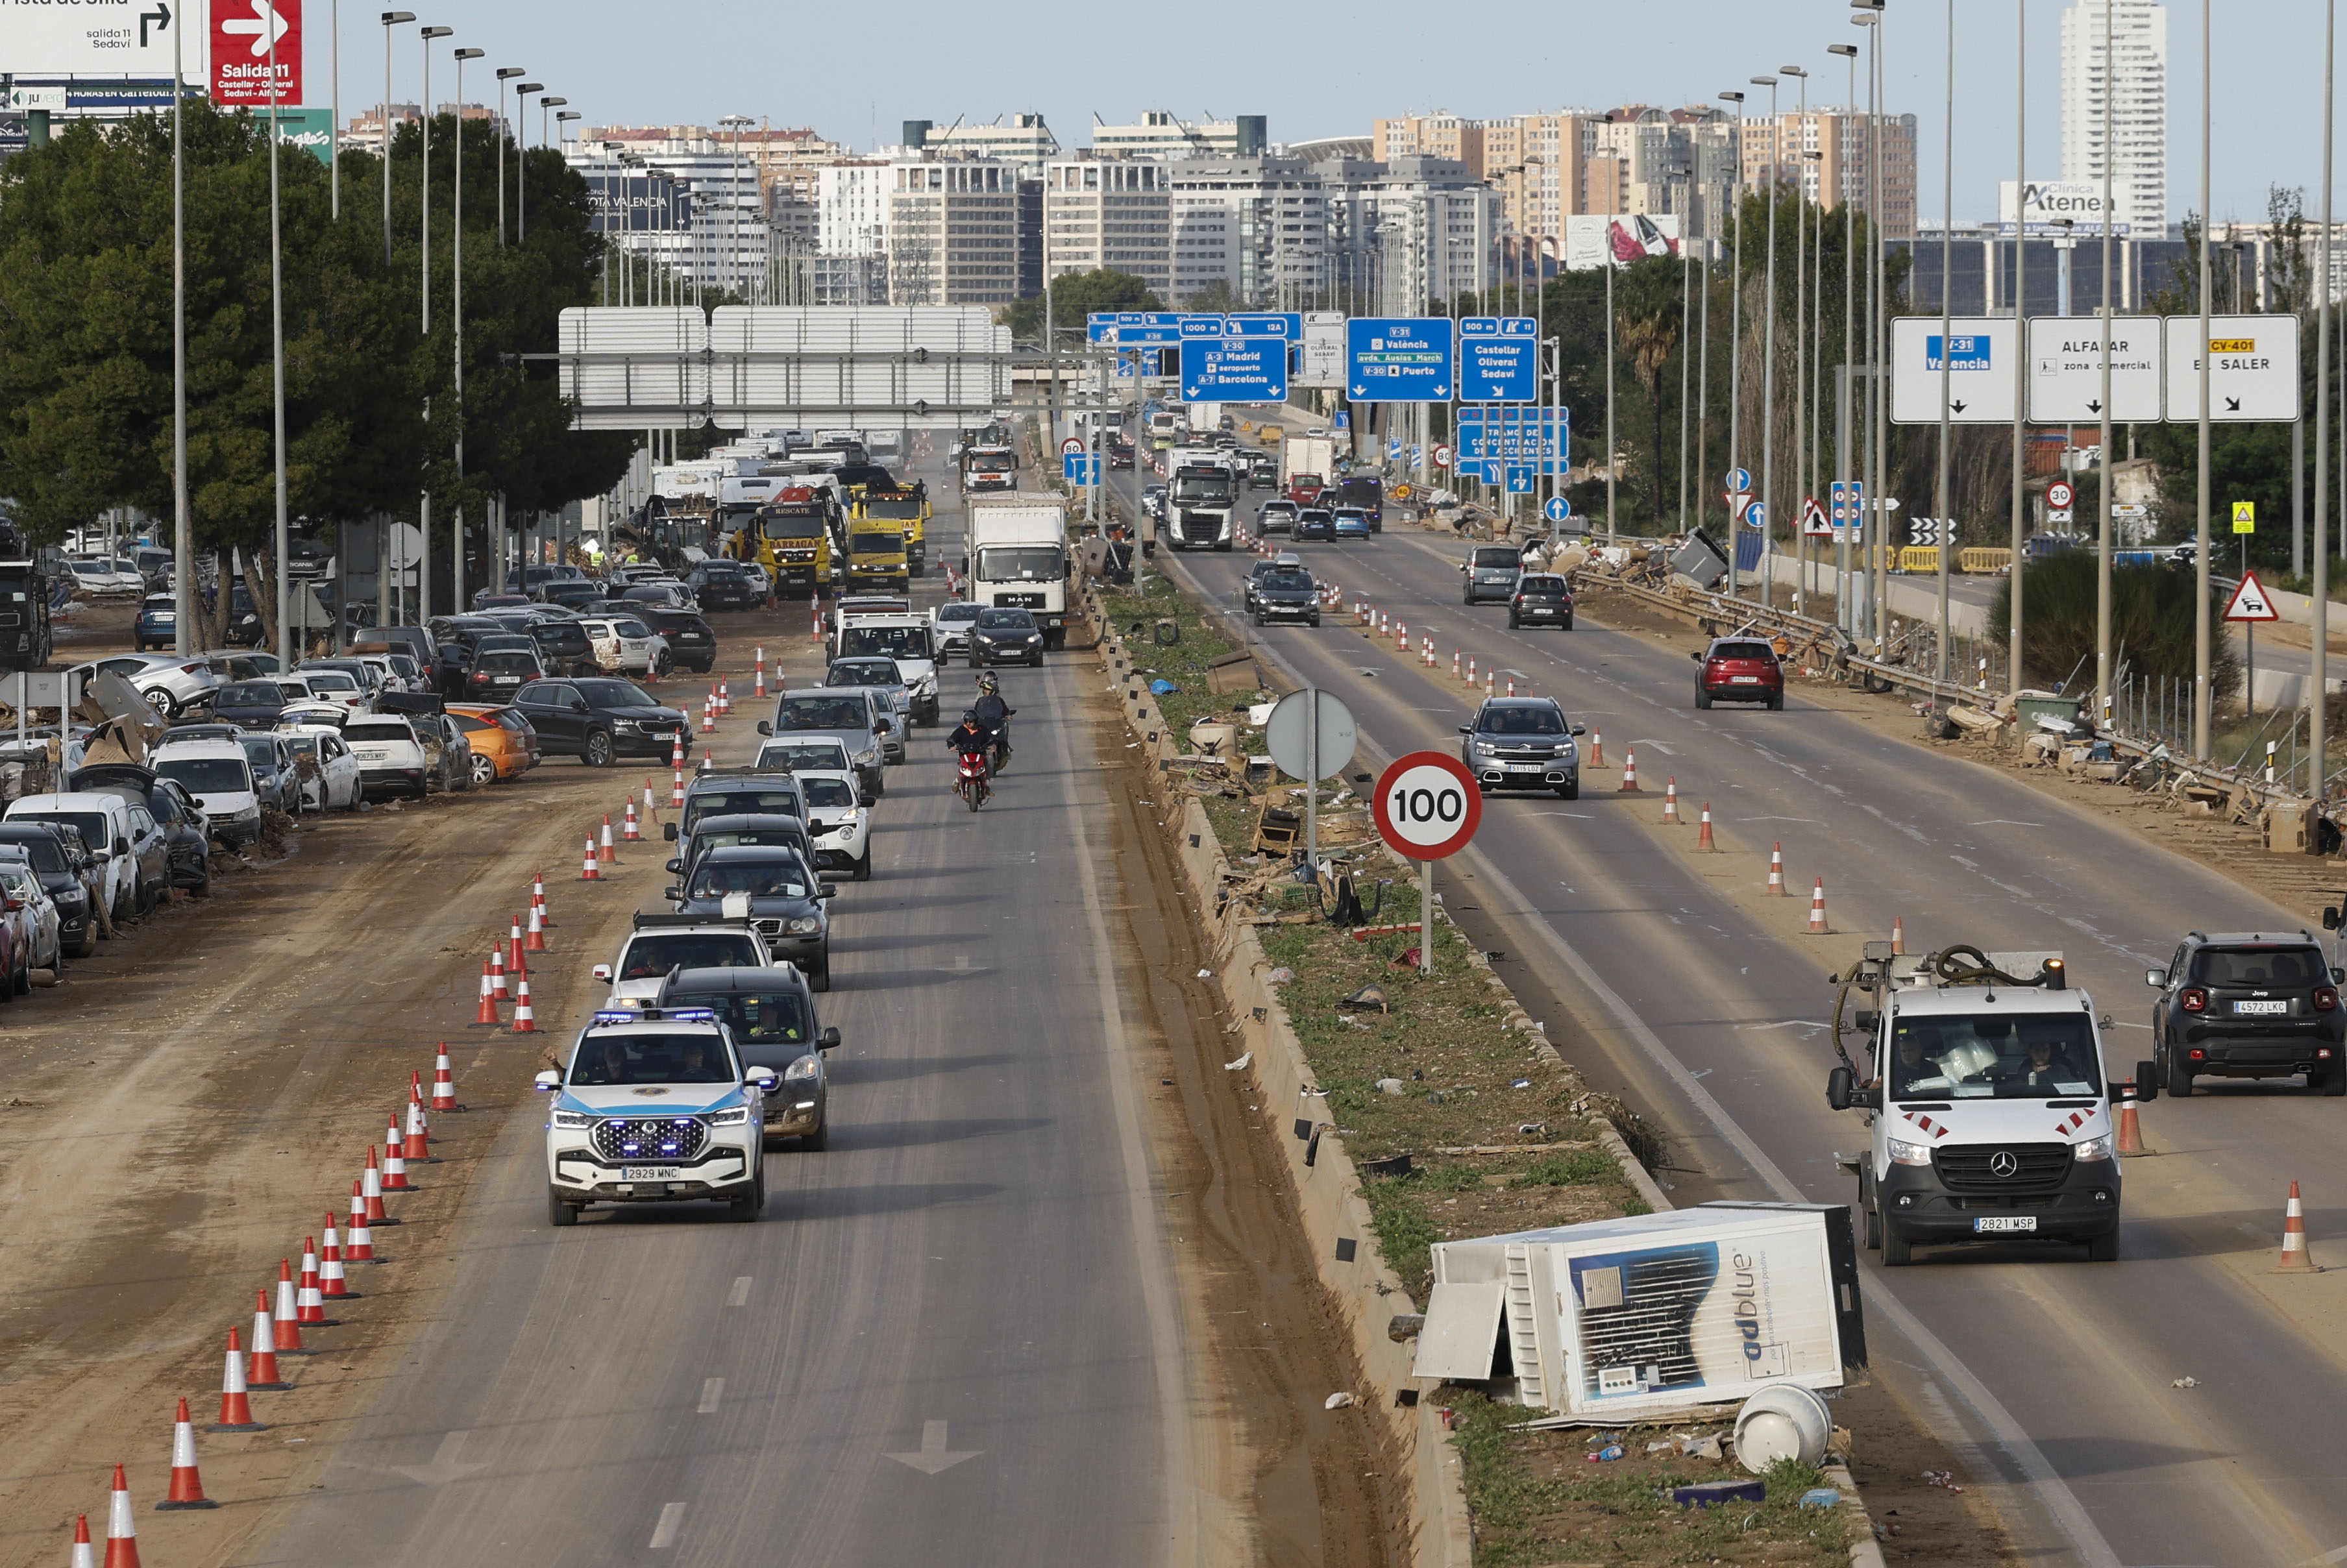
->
[535,1007,774,1225]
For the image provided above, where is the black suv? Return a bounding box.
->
[1458,696,1584,798]
[2148,931,2346,1096]
[1508,574,1574,630]
[645,609,719,675]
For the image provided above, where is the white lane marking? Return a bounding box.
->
[885,1419,982,1475]
[1971,820,2046,827]
[952,953,971,974]
[726,1276,752,1307]
[1628,739,1678,755]
[698,1377,723,1414]
[649,1502,685,1549]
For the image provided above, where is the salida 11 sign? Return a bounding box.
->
[212,0,302,108]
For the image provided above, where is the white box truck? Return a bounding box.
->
[963,494,1071,648]
[1280,435,1336,504]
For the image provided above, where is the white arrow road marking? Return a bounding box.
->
[887,1419,981,1474]
[389,1428,486,1486]
[727,1276,752,1306]
[649,1502,685,1549]
[220,0,289,55]
[698,1377,724,1414]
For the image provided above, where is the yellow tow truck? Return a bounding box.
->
[843,515,911,591]
[737,487,833,597]
[854,484,931,576]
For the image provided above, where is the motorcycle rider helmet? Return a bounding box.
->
[961,708,981,726]
[976,672,1000,696]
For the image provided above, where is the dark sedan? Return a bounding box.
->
[683,563,760,613]
[966,607,1045,668]
[511,677,688,767]
[0,823,97,958]
[644,608,719,675]
[212,679,295,728]
[666,844,835,990]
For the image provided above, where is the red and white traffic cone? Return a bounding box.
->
[524,901,548,953]
[1423,637,1435,667]
[511,978,539,1033]
[102,1464,142,1564]
[671,768,686,809]
[670,735,685,771]
[319,1218,359,1300]
[1891,916,1907,955]
[273,1259,310,1353]
[643,778,659,822]
[719,680,731,717]
[532,870,553,927]
[432,1045,463,1110]
[1466,655,1477,685]
[1452,648,1461,678]
[296,1238,330,1325]
[1766,842,1786,895]
[599,815,617,863]
[1395,620,1407,646]
[2279,1181,2318,1272]
[1806,877,1829,935]
[811,599,823,643]
[344,1184,375,1262]
[488,945,508,1002]
[69,1512,94,1568]
[1618,746,1640,792]
[1697,803,1716,851]
[470,962,500,1028]
[156,1400,217,1510]
[699,748,714,774]
[1589,728,1604,768]
[247,1292,289,1390]
[1662,776,1679,823]
[700,697,716,735]
[580,837,600,881]
[2114,1078,2149,1155]
[754,647,767,698]
[622,799,641,842]
[406,1096,434,1164]
[507,914,527,972]
[1506,674,1516,698]
[210,1330,264,1432]
[362,1149,395,1223]
[383,1123,413,1192]
[1485,667,1495,696]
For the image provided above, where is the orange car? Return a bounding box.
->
[447,703,543,784]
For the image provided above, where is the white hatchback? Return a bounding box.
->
[793,768,872,883]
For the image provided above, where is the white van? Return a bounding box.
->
[149,739,265,845]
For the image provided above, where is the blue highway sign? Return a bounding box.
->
[1181,336,1288,402]
[1347,317,1455,401]
[1458,317,1539,402]
[1454,406,1570,474]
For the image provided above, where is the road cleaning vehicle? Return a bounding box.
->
[1825,941,2156,1266]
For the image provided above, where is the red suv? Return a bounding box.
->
[1693,637,1784,710]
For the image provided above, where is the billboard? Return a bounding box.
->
[585,173,694,234]
[210,0,301,108]
[0,0,206,77]
[269,106,331,166]
[1563,214,1681,271]
[1997,180,2128,236]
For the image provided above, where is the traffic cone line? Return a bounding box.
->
[1766,842,1786,894]
[1618,746,1640,792]
[432,1045,463,1110]
[273,1260,311,1354]
[156,1399,217,1510]
[383,1123,413,1192]
[1806,877,1829,935]
[2279,1181,2318,1272]
[247,1292,289,1390]
[70,1512,93,1568]
[295,1238,330,1325]
[1466,655,1477,685]
[405,1097,434,1164]
[511,978,538,1033]
[599,816,617,863]
[670,735,685,770]
[470,962,500,1028]
[1663,776,1679,823]
[580,837,600,881]
[719,680,731,717]
[1697,803,1716,851]
[103,1465,140,1565]
[210,1330,264,1432]
[671,768,686,809]
[319,1218,359,1299]
[525,900,548,953]
[1891,916,1907,955]
[362,1151,396,1224]
[700,698,715,735]
[2113,1078,2149,1156]
[488,945,508,1001]
[622,799,641,842]
[532,870,554,927]
[344,1185,375,1261]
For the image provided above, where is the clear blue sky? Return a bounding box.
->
[343,0,2322,227]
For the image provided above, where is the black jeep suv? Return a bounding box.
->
[2148,930,2346,1096]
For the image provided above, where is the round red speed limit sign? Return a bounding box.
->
[1372,752,1482,861]
[2046,480,2074,510]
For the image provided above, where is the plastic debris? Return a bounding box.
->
[1683,1435,1723,1460]
[1377,1078,1406,1096]
[1674,1478,1765,1508]
[1266,967,1294,984]
[1323,1392,1354,1410]
[1798,1488,1841,1510]
[1196,968,1212,979]
[1149,679,1180,695]
[1586,1444,1625,1463]
[1922,1470,1965,1492]
[1223,1053,1251,1072]
[1510,1078,1532,1090]
[2171,1376,2198,1388]
[1340,985,1390,1012]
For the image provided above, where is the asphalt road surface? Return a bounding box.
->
[1161,502,2347,1568]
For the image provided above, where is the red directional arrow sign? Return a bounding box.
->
[212,0,301,108]
[1371,752,1481,861]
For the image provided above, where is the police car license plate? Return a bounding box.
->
[2233,999,2288,1014]
[1973,1216,2036,1233]
[622,1166,682,1181]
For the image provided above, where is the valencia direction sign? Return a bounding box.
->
[1347,317,1455,402]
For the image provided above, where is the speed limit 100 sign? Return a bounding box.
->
[1371,752,1482,861]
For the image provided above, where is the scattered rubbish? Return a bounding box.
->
[1643,1439,1678,1455]
[1340,984,1390,1012]
[1799,1488,1841,1510]
[1266,967,1294,984]
[1673,1479,1765,1509]
[1427,1091,1447,1105]
[1223,1053,1251,1072]
[1683,1434,1723,1460]
[1149,679,1180,695]
[1323,1392,1354,1410]
[1922,1470,1965,1492]
[1393,946,1423,968]
[1510,1078,1532,1090]
[1586,1444,1625,1463]
[1196,968,1212,979]
[1377,1077,1406,1096]
[1517,1122,1547,1137]
[1736,1384,1834,1473]
[2170,1376,2198,1389]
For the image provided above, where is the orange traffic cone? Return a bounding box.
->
[754,647,767,698]
[405,1096,434,1164]
[247,1292,290,1390]
[670,735,685,770]
[580,837,600,881]
[346,1184,376,1262]
[1891,916,1907,955]
[209,1329,264,1432]
[296,1238,332,1325]
[1466,655,1477,685]
[155,1400,217,1510]
[1806,877,1829,935]
[383,1122,413,1192]
[69,1512,94,1568]
[2113,1077,2149,1155]
[469,962,500,1027]
[622,799,641,841]
[1617,746,1640,792]
[432,1044,463,1110]
[1662,776,1679,823]
[362,1149,395,1223]
[2279,1181,2318,1272]
[1697,803,1716,851]
[532,870,554,927]
[511,978,538,1033]
[599,815,617,863]
[524,900,548,953]
[319,1218,359,1300]
[488,945,508,1001]
[671,768,686,809]
[1766,842,1786,894]
[101,1465,140,1565]
[272,1259,310,1354]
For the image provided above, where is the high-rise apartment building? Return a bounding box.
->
[1373,115,1486,178]
[1088,112,1266,161]
[1738,110,1919,239]
[886,160,1022,306]
[2060,0,2168,233]
[1041,159,1174,297]
[1165,155,1329,306]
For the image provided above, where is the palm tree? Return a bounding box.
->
[1614,259,1684,525]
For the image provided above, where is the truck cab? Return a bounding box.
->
[843,517,910,591]
[855,485,930,574]
[746,489,833,597]
[0,529,57,671]
[962,445,1018,495]
[1164,448,1238,552]
[1826,942,2156,1266]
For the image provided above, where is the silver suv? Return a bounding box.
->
[1458,696,1585,799]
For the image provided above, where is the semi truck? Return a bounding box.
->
[854,484,930,576]
[1281,435,1336,505]
[961,445,1018,496]
[1824,940,2155,1266]
[963,494,1071,648]
[1163,447,1239,551]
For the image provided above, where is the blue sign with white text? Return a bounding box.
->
[1455,406,1571,474]
[1088,312,1186,345]
[1924,335,1992,371]
[1181,337,1288,402]
[1458,317,1539,402]
[1347,317,1455,402]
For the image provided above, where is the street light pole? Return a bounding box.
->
[380,13,413,269]
[267,7,291,667]
[453,47,481,615]
[495,66,524,245]
[2314,0,2335,794]
[2194,0,2214,756]
[514,84,541,242]
[171,11,191,655]
[330,0,341,217]
[1831,41,1859,635]
[2009,3,2028,693]
[1752,75,1779,608]
[1720,90,1746,598]
[419,25,450,626]
[1932,1,1956,681]
[2095,0,2115,723]
[1784,65,1809,614]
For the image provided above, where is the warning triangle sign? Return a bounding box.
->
[2223,569,2279,623]
[1800,496,1833,537]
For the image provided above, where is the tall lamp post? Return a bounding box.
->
[379,12,414,268]
[452,47,482,613]
[1830,42,1860,636]
[495,66,524,245]
[513,83,542,241]
[171,14,191,654]
[1782,64,1809,613]
[1751,74,1779,608]
[417,24,450,625]
[1719,90,1747,598]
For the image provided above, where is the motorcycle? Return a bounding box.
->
[955,749,992,812]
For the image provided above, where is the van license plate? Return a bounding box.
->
[1973,1216,2037,1233]
[2233,1000,2287,1014]
[622,1166,682,1181]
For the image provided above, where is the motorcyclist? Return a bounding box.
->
[971,673,1014,766]
[945,708,991,760]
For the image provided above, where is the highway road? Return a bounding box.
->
[235,465,1230,1568]
[1157,480,2347,1568]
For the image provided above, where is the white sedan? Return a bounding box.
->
[794,768,873,882]
[277,724,363,811]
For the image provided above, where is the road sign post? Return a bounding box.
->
[1267,689,1358,870]
[1371,752,1481,977]
[2226,570,2279,718]
[2166,315,2304,423]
